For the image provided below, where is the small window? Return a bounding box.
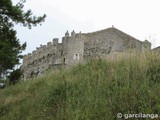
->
[63,58,65,64]
[73,54,79,60]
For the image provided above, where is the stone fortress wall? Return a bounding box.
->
[21,26,151,80]
[82,27,151,60]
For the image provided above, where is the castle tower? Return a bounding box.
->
[62,31,84,67]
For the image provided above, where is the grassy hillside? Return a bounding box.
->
[0,53,160,120]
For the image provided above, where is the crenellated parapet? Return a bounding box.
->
[62,30,82,42]
[23,30,83,68]
[65,31,69,37]
[23,53,32,65]
[71,30,75,37]
[53,38,59,45]
[23,38,60,67]
[64,30,82,38]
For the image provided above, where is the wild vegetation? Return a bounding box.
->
[0,53,160,120]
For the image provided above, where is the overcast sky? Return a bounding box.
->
[13,0,160,54]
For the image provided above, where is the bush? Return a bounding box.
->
[8,69,22,85]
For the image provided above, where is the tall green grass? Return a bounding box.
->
[0,53,160,120]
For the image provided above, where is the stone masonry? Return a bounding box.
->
[21,26,151,80]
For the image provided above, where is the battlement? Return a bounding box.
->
[23,37,61,66]
[53,38,59,45]
[64,30,82,38]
